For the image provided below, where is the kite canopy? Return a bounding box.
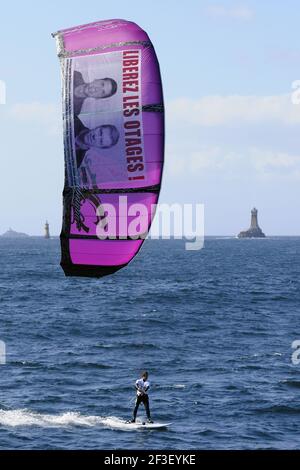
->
[53,19,164,278]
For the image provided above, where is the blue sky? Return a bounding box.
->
[1,0,300,235]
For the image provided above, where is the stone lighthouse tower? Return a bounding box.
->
[250,207,259,229]
[238,208,266,238]
[44,221,50,239]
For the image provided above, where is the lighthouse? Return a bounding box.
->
[238,208,266,238]
[44,221,50,239]
[250,207,259,229]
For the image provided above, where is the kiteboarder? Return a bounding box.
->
[73,71,117,114]
[131,371,153,423]
[74,115,120,168]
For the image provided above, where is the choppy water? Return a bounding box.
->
[0,237,300,449]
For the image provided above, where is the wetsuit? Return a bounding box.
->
[133,378,151,421]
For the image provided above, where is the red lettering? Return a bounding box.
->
[127,163,144,173]
[127,155,144,164]
[123,73,138,80]
[123,59,139,67]
[128,175,145,181]
[126,147,143,156]
[123,50,139,57]
[124,108,140,117]
[123,101,139,109]
[123,96,139,102]
[125,130,141,138]
[123,86,139,93]
[126,138,142,147]
[123,67,139,73]
[122,51,144,181]
[124,121,140,129]
[123,80,139,88]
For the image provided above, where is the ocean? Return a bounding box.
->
[0,237,300,450]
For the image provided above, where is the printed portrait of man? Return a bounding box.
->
[74,115,120,168]
[73,71,118,115]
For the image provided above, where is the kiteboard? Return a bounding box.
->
[126,421,171,430]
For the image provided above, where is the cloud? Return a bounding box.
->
[9,102,61,135]
[165,92,300,184]
[167,145,300,180]
[167,94,300,127]
[249,148,300,173]
[206,4,254,20]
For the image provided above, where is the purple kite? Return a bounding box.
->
[52,19,164,277]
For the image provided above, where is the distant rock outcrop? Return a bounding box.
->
[238,208,266,238]
[1,228,29,238]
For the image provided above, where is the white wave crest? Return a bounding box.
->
[0,410,133,430]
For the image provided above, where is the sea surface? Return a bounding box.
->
[0,237,300,450]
